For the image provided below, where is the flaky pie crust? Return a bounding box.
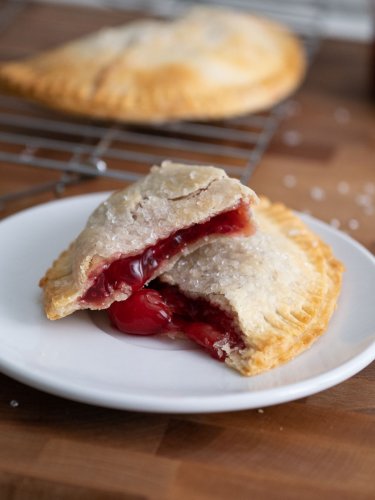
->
[0,7,305,122]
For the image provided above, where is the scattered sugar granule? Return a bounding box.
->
[334,107,351,124]
[257,408,264,414]
[283,174,297,188]
[337,181,350,195]
[94,159,107,172]
[330,218,341,229]
[279,426,284,431]
[348,218,359,230]
[355,194,372,208]
[282,130,301,147]
[310,186,326,201]
[9,400,19,408]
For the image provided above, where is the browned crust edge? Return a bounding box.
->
[226,198,344,376]
[0,19,305,122]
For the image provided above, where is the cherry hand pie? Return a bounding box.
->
[148,198,343,375]
[0,6,305,123]
[39,161,257,320]
[107,198,343,375]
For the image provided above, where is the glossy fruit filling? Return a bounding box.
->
[82,201,252,304]
[108,284,245,361]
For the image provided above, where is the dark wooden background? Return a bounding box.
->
[0,2,374,499]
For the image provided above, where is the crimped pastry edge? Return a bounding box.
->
[225,198,344,376]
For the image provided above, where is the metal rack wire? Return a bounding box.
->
[0,0,322,208]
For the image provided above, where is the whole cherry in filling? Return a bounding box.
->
[82,201,252,304]
[108,285,245,361]
[108,289,171,335]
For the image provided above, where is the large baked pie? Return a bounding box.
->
[40,161,257,320]
[108,198,343,376]
[0,6,305,122]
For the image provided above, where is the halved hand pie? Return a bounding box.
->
[0,7,305,122]
[109,198,343,376]
[39,161,257,320]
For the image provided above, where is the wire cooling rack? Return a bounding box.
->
[0,0,322,208]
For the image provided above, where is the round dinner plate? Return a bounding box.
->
[0,193,374,413]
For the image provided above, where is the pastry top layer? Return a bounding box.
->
[73,161,254,280]
[40,161,257,320]
[160,198,344,375]
[0,6,305,122]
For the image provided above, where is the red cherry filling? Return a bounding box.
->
[108,289,171,335]
[82,201,252,304]
[183,323,231,361]
[108,285,245,361]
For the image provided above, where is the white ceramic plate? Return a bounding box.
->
[1,193,374,413]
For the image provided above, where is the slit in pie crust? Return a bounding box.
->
[0,7,305,123]
[39,161,257,320]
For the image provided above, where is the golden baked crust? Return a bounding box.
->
[39,161,257,320]
[0,7,305,122]
[160,198,344,376]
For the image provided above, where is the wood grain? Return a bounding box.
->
[0,2,374,499]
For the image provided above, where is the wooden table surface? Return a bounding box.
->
[0,3,374,499]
